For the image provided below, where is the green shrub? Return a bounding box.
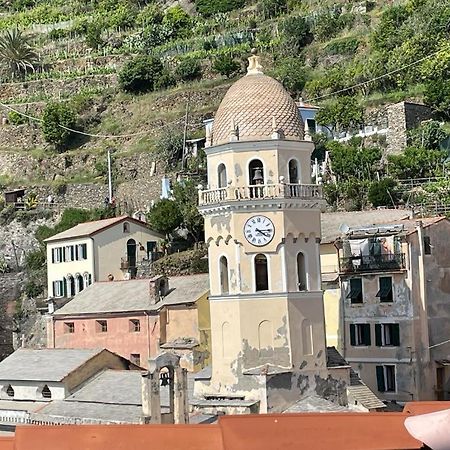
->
[48,28,70,40]
[85,21,105,50]
[25,249,46,271]
[8,110,27,125]
[272,57,307,96]
[257,0,287,19]
[279,15,312,54]
[41,102,77,149]
[162,6,191,38]
[119,55,163,93]
[175,58,202,82]
[147,199,183,237]
[157,128,184,168]
[154,69,177,90]
[324,37,360,56]
[368,178,398,207]
[24,280,44,298]
[195,0,245,17]
[212,54,240,78]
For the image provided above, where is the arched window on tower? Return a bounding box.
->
[297,252,307,291]
[218,163,227,188]
[288,159,299,184]
[255,254,269,292]
[219,256,229,294]
[249,159,264,198]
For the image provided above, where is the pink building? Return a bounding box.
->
[47,274,210,369]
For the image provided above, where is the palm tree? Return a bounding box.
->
[0,28,39,79]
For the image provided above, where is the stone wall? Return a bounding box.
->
[0,74,117,103]
[0,123,45,150]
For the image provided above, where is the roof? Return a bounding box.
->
[44,215,162,243]
[284,395,350,413]
[404,401,450,415]
[348,369,386,410]
[0,349,103,382]
[53,274,209,316]
[326,346,349,368]
[211,55,303,146]
[321,209,411,243]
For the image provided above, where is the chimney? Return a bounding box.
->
[149,276,169,304]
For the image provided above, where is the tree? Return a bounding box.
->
[172,179,204,242]
[279,15,312,55]
[212,54,240,78]
[408,121,449,150]
[147,199,183,238]
[41,102,77,149]
[195,0,245,17]
[272,57,307,97]
[0,28,39,79]
[157,128,184,168]
[424,79,450,120]
[119,55,163,93]
[162,6,191,38]
[175,58,202,82]
[368,178,398,208]
[316,96,364,133]
[257,0,287,19]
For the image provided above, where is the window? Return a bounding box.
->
[424,236,431,255]
[64,322,75,334]
[375,323,400,346]
[288,159,299,183]
[123,222,130,233]
[297,252,307,291]
[255,254,269,291]
[219,256,229,294]
[130,319,140,332]
[5,385,14,397]
[130,353,141,366]
[96,320,108,333]
[350,324,371,346]
[376,365,396,392]
[377,277,393,302]
[347,278,363,304]
[42,385,52,399]
[217,163,227,188]
[51,247,64,263]
[80,243,87,260]
[306,118,316,134]
[52,280,64,298]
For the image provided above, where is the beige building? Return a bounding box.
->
[45,215,163,301]
[333,216,450,403]
[193,53,348,414]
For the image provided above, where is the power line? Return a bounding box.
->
[0,99,194,139]
[305,49,443,103]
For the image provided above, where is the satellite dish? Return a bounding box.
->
[339,223,350,234]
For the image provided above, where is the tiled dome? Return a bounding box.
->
[211,56,304,146]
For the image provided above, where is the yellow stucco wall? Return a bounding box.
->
[323,287,340,349]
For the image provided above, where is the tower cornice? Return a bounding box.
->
[205,139,314,156]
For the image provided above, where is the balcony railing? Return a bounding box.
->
[339,253,406,274]
[199,183,323,206]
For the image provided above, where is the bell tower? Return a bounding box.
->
[196,53,329,412]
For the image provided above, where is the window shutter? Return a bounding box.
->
[62,247,66,262]
[392,324,400,346]
[62,279,67,297]
[75,245,79,260]
[350,324,356,346]
[82,244,87,259]
[52,281,56,297]
[375,324,382,346]
[363,324,371,346]
[51,249,55,263]
[376,366,385,392]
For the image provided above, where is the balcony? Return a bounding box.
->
[199,183,322,206]
[339,253,406,274]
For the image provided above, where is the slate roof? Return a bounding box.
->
[44,215,162,243]
[53,274,209,316]
[326,347,350,368]
[348,369,386,411]
[0,349,103,382]
[321,209,410,243]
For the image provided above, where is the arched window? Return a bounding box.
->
[219,256,229,294]
[222,322,231,357]
[255,254,269,292]
[297,252,307,291]
[288,159,299,183]
[42,385,52,399]
[249,159,264,185]
[217,164,227,188]
[67,275,75,297]
[258,320,273,352]
[76,274,84,293]
[123,222,130,233]
[302,319,313,356]
[127,239,137,278]
[5,385,14,397]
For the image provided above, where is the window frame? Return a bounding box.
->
[424,236,432,255]
[96,320,108,333]
[347,278,363,304]
[376,364,396,392]
[349,323,371,346]
[130,353,141,366]
[375,323,400,347]
[64,322,75,334]
[129,319,140,332]
[377,276,393,303]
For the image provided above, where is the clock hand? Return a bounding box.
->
[255,228,270,237]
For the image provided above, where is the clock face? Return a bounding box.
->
[244,215,275,246]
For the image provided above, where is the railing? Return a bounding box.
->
[199,183,322,206]
[339,253,406,273]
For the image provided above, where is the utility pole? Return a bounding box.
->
[107,148,113,202]
[181,94,190,171]
[11,240,19,271]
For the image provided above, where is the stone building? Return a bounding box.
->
[193,53,348,414]
[334,216,450,402]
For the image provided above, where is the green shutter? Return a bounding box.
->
[82,244,87,259]
[350,324,356,346]
[363,324,371,346]
[392,324,400,346]
[376,366,385,392]
[375,324,382,346]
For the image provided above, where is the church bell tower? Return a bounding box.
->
[196,53,329,412]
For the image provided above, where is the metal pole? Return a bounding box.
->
[181,94,190,171]
[107,149,113,201]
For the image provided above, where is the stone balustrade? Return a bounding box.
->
[199,183,322,206]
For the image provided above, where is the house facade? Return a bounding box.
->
[47,274,211,370]
[45,215,163,300]
[336,217,450,402]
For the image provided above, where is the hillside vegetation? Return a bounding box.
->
[0,0,449,209]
